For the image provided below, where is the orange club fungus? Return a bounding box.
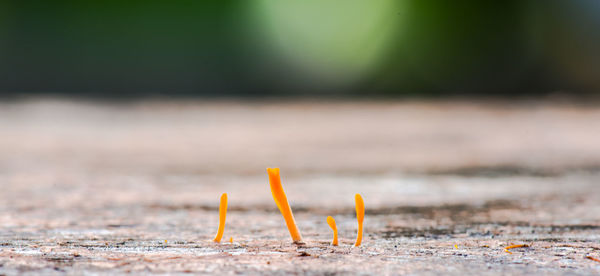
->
[213,193,228,243]
[267,168,303,244]
[326,216,339,246]
[354,193,365,247]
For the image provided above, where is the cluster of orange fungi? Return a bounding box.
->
[212,168,365,247]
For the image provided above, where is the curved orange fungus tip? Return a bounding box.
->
[326,216,338,246]
[267,168,303,243]
[213,193,228,243]
[354,193,365,247]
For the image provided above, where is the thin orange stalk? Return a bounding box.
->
[354,194,364,247]
[326,216,338,246]
[213,193,228,242]
[267,168,303,243]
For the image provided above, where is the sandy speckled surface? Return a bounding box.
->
[1,99,599,275]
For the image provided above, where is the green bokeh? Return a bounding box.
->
[247,0,403,91]
[0,1,246,95]
[0,1,599,96]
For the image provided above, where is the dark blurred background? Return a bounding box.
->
[1,0,599,98]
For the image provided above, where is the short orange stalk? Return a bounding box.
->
[267,168,303,243]
[354,194,365,247]
[213,193,228,243]
[326,216,338,246]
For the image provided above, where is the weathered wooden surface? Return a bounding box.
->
[1,99,599,275]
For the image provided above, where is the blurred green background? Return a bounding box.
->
[1,0,599,97]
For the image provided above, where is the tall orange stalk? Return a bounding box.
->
[213,193,228,242]
[267,168,303,243]
[354,194,364,247]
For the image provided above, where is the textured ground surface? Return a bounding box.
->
[1,99,600,275]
